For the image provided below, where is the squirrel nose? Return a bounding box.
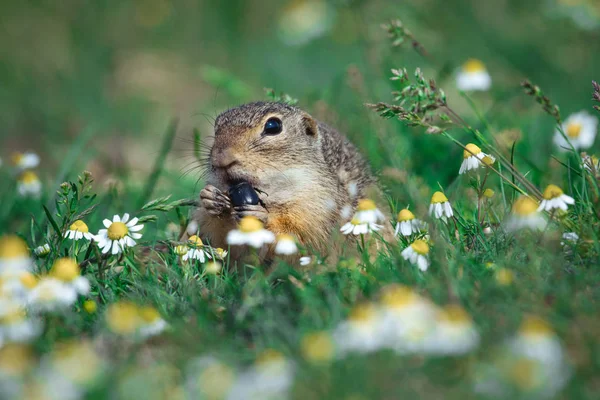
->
[212,148,238,169]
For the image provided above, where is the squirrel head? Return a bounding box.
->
[209,102,319,191]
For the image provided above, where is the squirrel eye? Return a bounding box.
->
[263,118,283,135]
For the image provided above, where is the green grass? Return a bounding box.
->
[1,0,600,398]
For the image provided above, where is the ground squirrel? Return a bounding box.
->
[191,101,393,262]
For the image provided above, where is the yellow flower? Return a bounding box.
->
[301,331,335,363]
[64,220,93,241]
[505,196,545,231]
[429,191,453,221]
[460,143,495,174]
[395,209,425,236]
[83,300,97,314]
[401,240,430,271]
[227,216,275,248]
[495,268,514,285]
[538,184,574,212]
[456,59,491,91]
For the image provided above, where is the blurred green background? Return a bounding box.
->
[1,0,599,200]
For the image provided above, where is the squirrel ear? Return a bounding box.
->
[302,114,318,136]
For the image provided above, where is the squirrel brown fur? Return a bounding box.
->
[190,101,394,263]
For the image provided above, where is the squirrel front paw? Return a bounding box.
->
[200,185,231,216]
[232,204,268,224]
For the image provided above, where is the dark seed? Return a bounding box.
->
[228,182,260,206]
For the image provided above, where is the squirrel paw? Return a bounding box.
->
[232,204,268,223]
[200,185,231,216]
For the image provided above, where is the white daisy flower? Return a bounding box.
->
[186,357,236,400]
[34,244,50,258]
[423,304,480,355]
[378,285,438,354]
[274,234,298,255]
[459,143,496,174]
[554,111,598,151]
[27,277,78,312]
[0,301,42,345]
[538,184,574,212]
[94,214,144,255]
[0,271,37,303]
[227,350,294,400]
[226,217,275,248]
[505,196,545,232]
[333,303,385,355]
[64,220,93,241]
[17,171,42,198]
[277,0,334,46]
[401,240,430,271]
[478,316,570,398]
[182,236,206,262]
[205,247,228,260]
[0,235,33,274]
[11,151,40,171]
[394,209,425,236]
[340,199,384,235]
[429,191,453,221]
[299,256,312,266]
[456,59,492,92]
[137,306,168,338]
[50,258,90,296]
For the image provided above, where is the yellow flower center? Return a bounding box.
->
[198,363,235,399]
[174,245,189,256]
[0,308,26,324]
[380,285,417,309]
[107,222,128,240]
[239,216,263,233]
[411,240,429,255]
[83,300,97,314]
[19,272,38,289]
[463,143,482,158]
[19,171,39,184]
[0,344,34,376]
[51,258,80,282]
[10,152,24,165]
[350,217,361,226]
[483,188,495,198]
[438,304,471,324]
[509,358,541,390]
[139,306,161,323]
[106,302,141,334]
[431,191,448,204]
[214,248,227,258]
[519,316,553,337]
[69,220,89,233]
[566,122,582,138]
[542,184,564,200]
[397,209,415,222]
[255,349,285,367]
[187,235,203,248]
[0,235,30,259]
[301,331,334,363]
[481,155,495,166]
[512,196,538,216]
[348,303,377,322]
[495,268,514,285]
[357,199,377,211]
[277,234,295,242]
[463,59,486,73]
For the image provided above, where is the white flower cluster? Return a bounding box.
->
[474,316,571,398]
[185,351,294,400]
[332,285,480,357]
